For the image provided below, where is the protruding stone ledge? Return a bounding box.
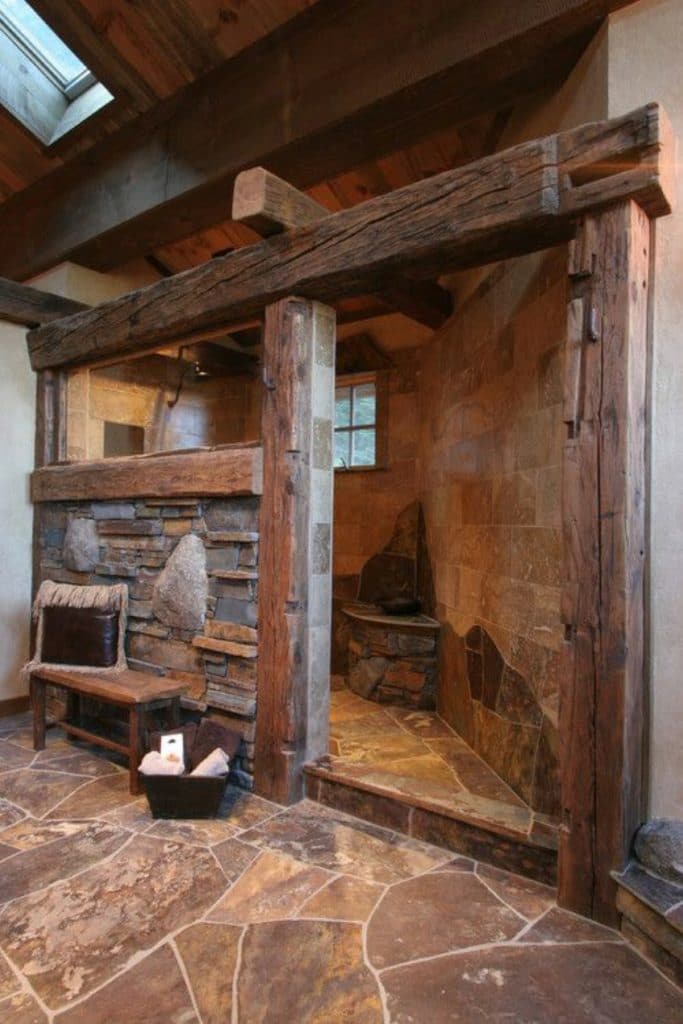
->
[193,636,258,659]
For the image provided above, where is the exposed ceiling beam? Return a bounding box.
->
[0,0,636,281]
[0,276,87,327]
[232,166,452,329]
[26,104,672,371]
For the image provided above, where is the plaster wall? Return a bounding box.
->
[0,321,35,701]
[607,0,683,817]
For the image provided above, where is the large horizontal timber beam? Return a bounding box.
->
[0,277,87,327]
[2,0,636,281]
[231,167,453,329]
[27,104,672,372]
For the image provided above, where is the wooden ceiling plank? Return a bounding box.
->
[232,165,452,328]
[26,103,672,371]
[0,277,88,327]
[0,0,638,280]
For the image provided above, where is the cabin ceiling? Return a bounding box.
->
[0,1,631,284]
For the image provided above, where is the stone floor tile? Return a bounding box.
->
[0,713,32,735]
[431,854,476,873]
[101,799,154,832]
[55,944,198,1024]
[217,786,280,831]
[0,952,21,999]
[0,799,25,829]
[0,842,16,860]
[240,802,445,884]
[519,906,621,943]
[368,870,523,968]
[0,834,226,1008]
[175,922,241,1024]
[476,862,556,920]
[431,742,527,806]
[146,818,238,847]
[3,728,64,751]
[211,836,261,884]
[0,818,97,851]
[329,691,384,724]
[0,770,88,818]
[298,873,386,921]
[45,774,136,819]
[0,741,35,774]
[385,706,458,738]
[208,850,331,924]
[30,752,121,778]
[237,919,383,1023]
[0,990,47,1023]
[381,943,683,1023]
[0,822,128,904]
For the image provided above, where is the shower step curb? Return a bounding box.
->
[303,763,558,887]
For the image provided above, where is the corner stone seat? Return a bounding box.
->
[30,666,188,795]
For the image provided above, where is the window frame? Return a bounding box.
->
[334,370,388,473]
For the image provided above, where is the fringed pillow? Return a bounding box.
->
[25,581,129,677]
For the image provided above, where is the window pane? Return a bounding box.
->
[352,428,375,466]
[335,387,351,428]
[352,382,375,426]
[334,431,351,469]
[2,0,86,83]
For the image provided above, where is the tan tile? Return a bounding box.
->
[0,991,47,1023]
[208,850,331,924]
[175,922,240,1024]
[476,863,556,920]
[146,818,238,847]
[45,774,136,819]
[55,945,197,1024]
[0,770,88,819]
[519,906,620,943]
[299,874,385,922]
[237,920,382,1023]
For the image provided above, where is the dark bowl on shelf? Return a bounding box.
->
[378,598,422,616]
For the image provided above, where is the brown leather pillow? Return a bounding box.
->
[42,606,120,667]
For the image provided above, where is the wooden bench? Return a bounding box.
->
[30,666,188,794]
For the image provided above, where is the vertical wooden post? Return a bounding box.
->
[31,369,67,637]
[560,200,649,924]
[254,297,336,804]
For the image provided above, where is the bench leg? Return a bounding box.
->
[168,697,180,729]
[30,677,46,752]
[129,705,141,796]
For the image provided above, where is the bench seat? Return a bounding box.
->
[30,666,188,794]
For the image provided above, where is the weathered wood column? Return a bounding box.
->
[254,297,336,804]
[560,200,650,924]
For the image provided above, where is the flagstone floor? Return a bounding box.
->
[0,711,680,1023]
[321,688,558,843]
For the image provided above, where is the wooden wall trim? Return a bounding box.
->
[559,201,649,925]
[31,444,263,502]
[0,697,30,718]
[27,104,672,371]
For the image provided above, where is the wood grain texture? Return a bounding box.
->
[0,277,87,327]
[232,166,452,328]
[31,443,263,501]
[559,202,649,926]
[0,0,635,280]
[32,666,188,705]
[254,297,327,804]
[27,104,672,372]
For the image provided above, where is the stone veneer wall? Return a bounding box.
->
[36,495,260,785]
[417,249,566,817]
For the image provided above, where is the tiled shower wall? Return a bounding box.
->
[417,249,567,816]
[36,496,260,784]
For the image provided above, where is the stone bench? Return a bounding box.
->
[30,666,187,794]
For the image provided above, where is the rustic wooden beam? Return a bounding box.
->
[31,443,263,502]
[0,0,637,280]
[559,201,649,926]
[232,167,452,329]
[254,298,335,803]
[27,104,671,372]
[0,277,87,327]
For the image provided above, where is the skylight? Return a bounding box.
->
[0,0,113,145]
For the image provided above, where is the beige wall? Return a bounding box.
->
[607,0,683,817]
[0,320,35,701]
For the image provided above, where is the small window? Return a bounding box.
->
[0,0,113,145]
[334,379,377,469]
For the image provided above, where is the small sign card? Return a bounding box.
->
[160,733,184,766]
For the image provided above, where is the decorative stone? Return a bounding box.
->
[62,518,100,573]
[634,819,683,885]
[152,534,208,631]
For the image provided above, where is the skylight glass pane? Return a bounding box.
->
[0,0,86,85]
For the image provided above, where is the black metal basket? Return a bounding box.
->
[142,772,228,819]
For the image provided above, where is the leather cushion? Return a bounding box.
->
[42,606,120,668]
